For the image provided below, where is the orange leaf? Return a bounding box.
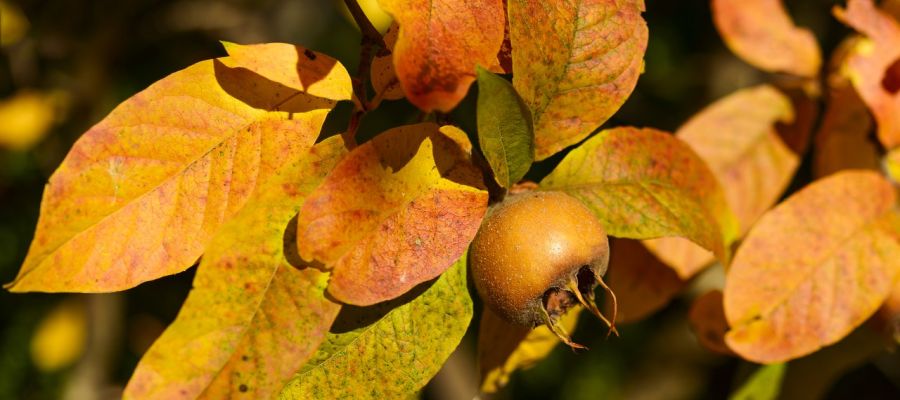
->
[712,0,821,78]
[835,0,900,149]
[509,0,648,160]
[724,171,900,363]
[370,23,404,102]
[6,43,350,293]
[377,0,505,112]
[477,306,580,393]
[644,86,798,278]
[688,290,734,356]
[297,123,488,305]
[541,127,739,264]
[606,239,685,324]
[125,137,347,400]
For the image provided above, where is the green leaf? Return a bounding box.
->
[729,363,786,400]
[125,137,348,399]
[540,127,738,263]
[278,253,473,399]
[476,67,534,188]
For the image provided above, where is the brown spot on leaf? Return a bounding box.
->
[882,57,900,94]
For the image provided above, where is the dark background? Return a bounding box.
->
[0,0,897,399]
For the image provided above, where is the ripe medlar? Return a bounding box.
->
[469,191,616,348]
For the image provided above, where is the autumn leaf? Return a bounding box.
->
[476,67,534,188]
[886,147,900,183]
[509,0,648,160]
[478,306,580,393]
[835,0,900,149]
[712,0,821,78]
[729,363,786,400]
[297,123,488,305]
[688,290,733,356]
[724,170,900,363]
[0,1,29,47]
[540,127,738,263]
[0,90,67,151]
[377,0,505,112]
[277,254,472,399]
[370,23,404,102]
[124,137,347,400]
[644,85,798,278]
[30,298,86,372]
[606,239,685,324]
[5,43,351,293]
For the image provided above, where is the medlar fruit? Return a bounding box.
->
[470,191,616,348]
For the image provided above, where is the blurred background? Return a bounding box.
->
[0,0,897,399]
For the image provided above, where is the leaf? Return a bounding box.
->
[509,0,648,160]
[815,39,879,177]
[729,363,786,400]
[540,127,738,263]
[371,23,405,102]
[645,85,799,278]
[377,0,505,112]
[711,0,821,78]
[606,239,685,324]
[278,254,473,399]
[0,90,66,151]
[835,0,900,149]
[476,67,534,188]
[125,137,348,400]
[6,42,351,293]
[886,147,900,183]
[30,298,86,372]
[297,123,488,305]
[724,171,900,363]
[478,306,580,393]
[688,290,734,356]
[0,1,29,47]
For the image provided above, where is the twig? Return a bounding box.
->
[341,0,390,148]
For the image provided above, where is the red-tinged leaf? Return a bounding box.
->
[835,0,900,149]
[6,43,351,293]
[606,239,685,324]
[278,255,473,398]
[370,24,404,102]
[644,86,798,278]
[815,38,879,177]
[540,127,739,263]
[509,0,648,160]
[724,171,900,363]
[297,123,488,305]
[478,306,580,393]
[124,137,348,400]
[377,0,505,112]
[688,290,734,356]
[712,0,821,78]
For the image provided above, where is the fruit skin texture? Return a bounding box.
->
[470,191,610,327]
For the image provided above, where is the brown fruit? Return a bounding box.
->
[469,191,616,348]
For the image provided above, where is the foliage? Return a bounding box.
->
[4,0,900,398]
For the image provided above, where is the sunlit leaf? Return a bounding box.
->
[297,123,488,305]
[509,0,648,160]
[835,0,900,149]
[729,363,786,400]
[478,306,579,393]
[644,85,798,278]
[886,147,900,183]
[6,43,351,293]
[0,90,67,151]
[606,239,685,324]
[724,171,900,363]
[688,290,733,356]
[30,298,86,372]
[712,0,821,78]
[338,0,393,34]
[371,23,404,102]
[476,67,534,188]
[278,255,473,399]
[541,127,738,263]
[124,137,347,400]
[377,0,505,112]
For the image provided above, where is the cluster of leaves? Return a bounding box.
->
[5,0,900,398]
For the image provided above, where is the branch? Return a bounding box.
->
[341,0,390,149]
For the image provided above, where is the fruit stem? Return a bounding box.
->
[540,304,587,351]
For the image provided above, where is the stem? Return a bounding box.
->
[341,0,389,149]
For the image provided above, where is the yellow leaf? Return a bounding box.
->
[0,90,66,151]
[0,1,29,47]
[30,298,86,372]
